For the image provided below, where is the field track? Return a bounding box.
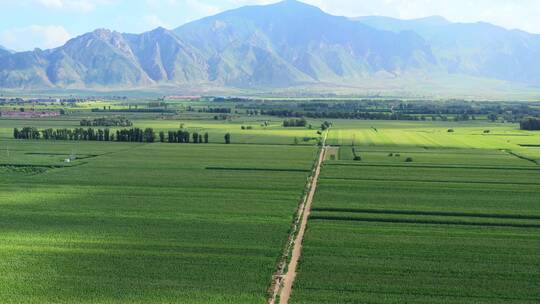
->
[277,134,328,304]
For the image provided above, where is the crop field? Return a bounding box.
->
[327,120,540,162]
[0,137,317,303]
[2,99,540,303]
[0,116,322,146]
[290,126,540,303]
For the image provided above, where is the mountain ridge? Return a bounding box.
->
[0,0,539,93]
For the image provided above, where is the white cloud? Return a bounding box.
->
[143,14,171,29]
[301,0,540,33]
[29,0,117,12]
[0,25,71,51]
[145,0,222,18]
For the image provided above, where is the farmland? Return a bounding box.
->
[289,121,540,303]
[1,97,540,303]
[0,136,317,303]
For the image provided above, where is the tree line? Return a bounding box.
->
[13,127,226,144]
[14,127,155,142]
[162,130,209,144]
[520,118,540,130]
[283,118,308,127]
[80,117,133,127]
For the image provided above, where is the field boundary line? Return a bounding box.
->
[312,207,540,220]
[326,162,540,171]
[310,216,540,229]
[267,131,328,304]
[321,177,540,186]
[504,150,539,165]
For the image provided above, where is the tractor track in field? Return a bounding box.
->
[268,131,328,304]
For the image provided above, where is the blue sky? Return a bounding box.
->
[1,0,540,52]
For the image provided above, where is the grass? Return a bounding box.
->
[326,119,540,162]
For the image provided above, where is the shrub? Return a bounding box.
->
[405,157,413,162]
[353,156,362,161]
[283,118,307,127]
[447,129,455,133]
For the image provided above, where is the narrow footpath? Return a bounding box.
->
[270,132,328,304]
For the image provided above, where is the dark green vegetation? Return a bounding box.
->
[80,117,133,127]
[234,97,540,123]
[13,127,214,144]
[290,134,540,303]
[521,118,540,130]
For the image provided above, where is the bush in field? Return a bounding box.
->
[321,121,332,130]
[447,129,455,133]
[283,118,307,128]
[405,157,414,162]
[224,133,231,144]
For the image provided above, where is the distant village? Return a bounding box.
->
[0,96,128,104]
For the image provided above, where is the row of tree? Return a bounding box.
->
[13,127,233,144]
[283,118,308,127]
[161,131,209,143]
[267,110,436,121]
[80,117,133,127]
[13,127,156,142]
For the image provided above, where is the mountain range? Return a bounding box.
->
[1,0,540,94]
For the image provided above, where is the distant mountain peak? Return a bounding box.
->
[91,28,115,37]
[0,45,13,55]
[146,26,176,37]
[0,1,540,90]
[414,15,450,25]
[267,0,323,12]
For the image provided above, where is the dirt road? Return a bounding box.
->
[278,142,327,304]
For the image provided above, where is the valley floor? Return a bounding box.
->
[1,111,539,303]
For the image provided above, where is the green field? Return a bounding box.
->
[290,124,540,303]
[1,101,540,303]
[0,139,317,303]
